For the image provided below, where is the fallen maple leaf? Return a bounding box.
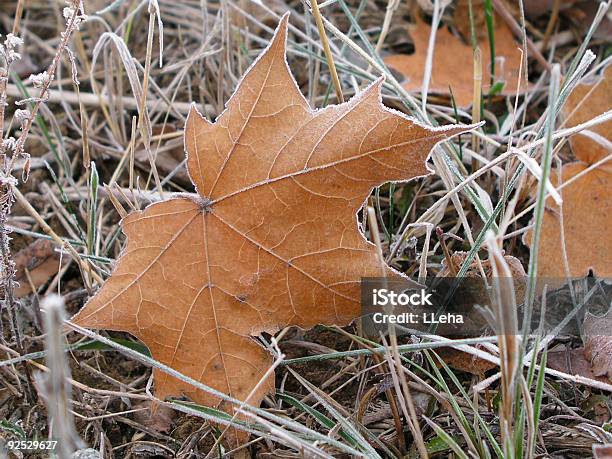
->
[71,13,465,434]
[524,65,611,278]
[384,16,525,107]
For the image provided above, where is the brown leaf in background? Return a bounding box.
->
[14,239,66,297]
[547,345,610,385]
[453,0,487,42]
[71,13,466,437]
[384,15,526,107]
[564,65,612,165]
[583,308,612,381]
[434,347,497,376]
[593,444,612,459]
[524,65,611,278]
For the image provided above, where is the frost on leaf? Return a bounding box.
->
[71,13,466,431]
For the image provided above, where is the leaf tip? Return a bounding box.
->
[270,11,290,52]
[445,120,485,140]
[186,102,208,127]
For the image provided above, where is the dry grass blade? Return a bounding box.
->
[485,231,519,455]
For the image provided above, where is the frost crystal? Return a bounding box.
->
[14,109,31,125]
[63,3,86,27]
[0,33,23,63]
[2,138,16,152]
[29,71,51,88]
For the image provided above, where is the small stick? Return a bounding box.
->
[436,227,458,277]
[309,0,344,103]
[471,46,482,174]
[541,0,561,52]
[11,0,25,35]
[367,207,429,458]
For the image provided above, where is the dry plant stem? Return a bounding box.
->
[541,0,561,51]
[11,0,25,35]
[309,0,344,103]
[369,350,407,453]
[501,48,525,213]
[0,213,36,404]
[375,0,399,54]
[7,6,81,173]
[365,207,406,453]
[39,295,83,458]
[139,8,165,198]
[0,37,36,407]
[421,0,446,113]
[485,232,519,455]
[367,207,428,458]
[471,47,482,174]
[1,6,83,361]
[436,227,457,276]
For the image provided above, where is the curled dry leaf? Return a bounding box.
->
[593,444,612,459]
[546,344,609,384]
[524,65,611,278]
[384,15,526,107]
[583,308,612,381]
[435,251,526,376]
[71,13,467,439]
[14,239,67,297]
[133,400,177,434]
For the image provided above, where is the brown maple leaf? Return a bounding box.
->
[524,64,611,279]
[71,14,466,426]
[384,16,526,107]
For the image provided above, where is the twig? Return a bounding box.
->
[308,0,344,103]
